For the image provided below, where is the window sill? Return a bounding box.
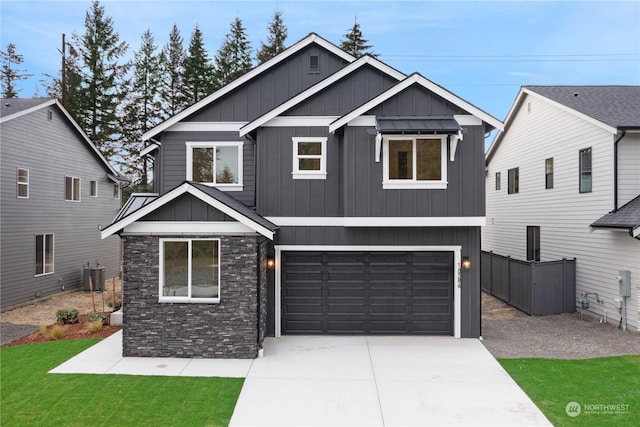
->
[383,181,447,190]
[34,272,54,277]
[194,183,244,192]
[292,172,327,180]
[159,297,221,304]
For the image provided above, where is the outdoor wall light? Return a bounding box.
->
[461,257,471,270]
[266,257,275,269]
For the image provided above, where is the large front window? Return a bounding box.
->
[160,239,220,303]
[186,142,243,190]
[383,136,447,189]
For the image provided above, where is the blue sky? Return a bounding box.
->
[1,0,639,120]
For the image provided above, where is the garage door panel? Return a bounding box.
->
[370,303,408,314]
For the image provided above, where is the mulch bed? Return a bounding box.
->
[2,314,121,348]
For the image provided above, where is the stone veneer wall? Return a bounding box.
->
[257,239,268,347]
[122,234,259,359]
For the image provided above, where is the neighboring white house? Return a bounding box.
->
[483,86,640,331]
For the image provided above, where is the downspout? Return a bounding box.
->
[613,129,626,211]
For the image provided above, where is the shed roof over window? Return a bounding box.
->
[375,117,461,135]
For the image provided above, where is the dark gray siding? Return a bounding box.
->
[368,85,465,116]
[140,193,234,222]
[0,106,121,309]
[187,46,349,123]
[159,131,255,206]
[276,226,481,338]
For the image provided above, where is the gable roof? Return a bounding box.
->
[238,55,406,136]
[591,195,640,239]
[328,73,504,133]
[487,86,640,162]
[143,33,355,141]
[1,97,123,179]
[101,181,277,240]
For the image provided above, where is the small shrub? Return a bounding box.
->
[50,325,66,340]
[107,300,122,311]
[56,309,79,324]
[87,312,108,323]
[85,320,103,333]
[36,325,48,336]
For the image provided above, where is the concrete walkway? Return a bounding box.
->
[50,332,550,426]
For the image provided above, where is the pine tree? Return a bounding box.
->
[70,0,129,160]
[339,17,376,58]
[0,43,32,98]
[120,29,163,187]
[213,17,253,87]
[256,11,288,64]
[183,25,214,104]
[161,24,188,117]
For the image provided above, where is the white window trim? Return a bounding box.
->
[186,141,244,191]
[382,135,448,189]
[17,168,29,199]
[292,137,327,180]
[159,238,221,304]
[90,180,98,197]
[35,233,54,277]
[65,176,81,202]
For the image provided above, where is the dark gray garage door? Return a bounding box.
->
[282,251,454,335]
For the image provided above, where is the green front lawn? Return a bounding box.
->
[501,356,640,426]
[1,340,243,426]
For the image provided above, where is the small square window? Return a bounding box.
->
[90,180,98,197]
[508,167,519,194]
[495,172,501,191]
[579,148,592,193]
[545,158,553,189]
[292,137,327,179]
[17,168,29,198]
[65,176,80,201]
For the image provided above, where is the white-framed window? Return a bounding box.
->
[65,176,80,201]
[579,148,592,193]
[159,238,220,303]
[17,168,29,198]
[508,167,519,194]
[113,183,120,199]
[90,180,98,197]
[292,137,327,180]
[383,136,447,189]
[186,141,243,190]
[35,233,54,276]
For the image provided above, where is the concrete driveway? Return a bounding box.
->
[230,336,551,426]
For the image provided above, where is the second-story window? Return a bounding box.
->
[65,176,80,201]
[292,137,327,179]
[545,158,554,189]
[186,142,243,190]
[383,136,447,189]
[90,180,98,197]
[508,167,519,194]
[17,168,29,198]
[579,148,592,193]
[495,172,501,191]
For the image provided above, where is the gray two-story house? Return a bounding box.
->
[1,98,126,310]
[102,33,503,358]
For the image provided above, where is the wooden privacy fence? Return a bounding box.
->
[481,251,576,316]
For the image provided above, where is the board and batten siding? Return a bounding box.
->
[483,93,640,331]
[1,106,121,309]
[617,133,640,207]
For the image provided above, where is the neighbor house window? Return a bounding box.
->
[579,148,592,193]
[159,238,220,303]
[90,180,98,197]
[186,141,243,190]
[507,167,519,194]
[527,226,540,262]
[383,136,447,189]
[113,183,120,199]
[292,137,327,179]
[35,233,54,276]
[495,172,501,190]
[17,168,29,198]
[545,158,554,189]
[65,176,80,201]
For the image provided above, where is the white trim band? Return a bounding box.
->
[265,216,486,227]
[122,221,258,235]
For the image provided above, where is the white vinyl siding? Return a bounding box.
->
[617,133,640,207]
[484,93,639,331]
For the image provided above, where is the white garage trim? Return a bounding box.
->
[274,245,462,338]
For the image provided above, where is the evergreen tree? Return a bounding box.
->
[161,24,188,117]
[120,29,163,187]
[70,0,129,160]
[340,17,376,58]
[213,17,253,87]
[183,25,214,104]
[0,43,32,98]
[256,11,288,64]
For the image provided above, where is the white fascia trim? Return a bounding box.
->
[239,56,405,136]
[265,216,486,227]
[263,116,339,127]
[140,143,159,157]
[0,98,56,123]
[274,244,462,338]
[122,221,256,235]
[633,226,640,238]
[453,115,482,126]
[330,74,504,133]
[347,115,377,127]
[101,182,274,240]
[166,122,247,132]
[144,33,356,141]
